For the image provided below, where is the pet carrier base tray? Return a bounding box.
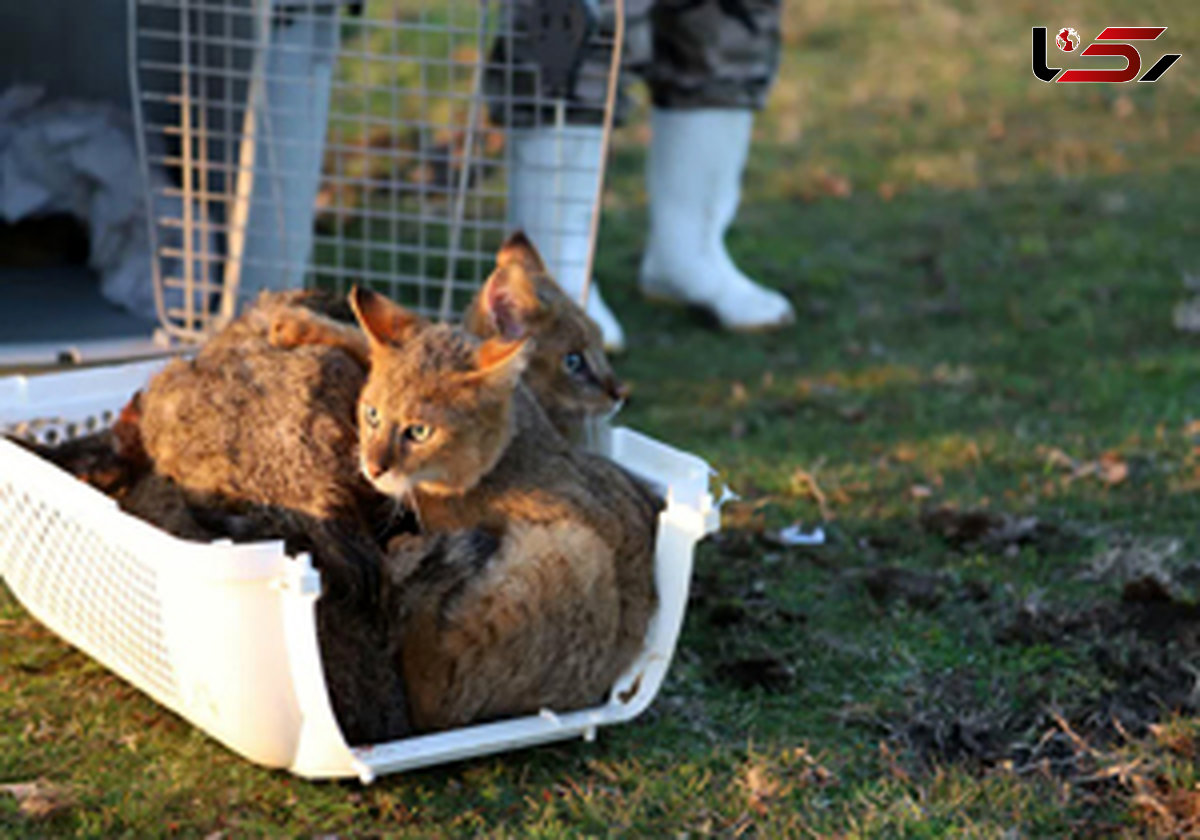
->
[0,359,719,782]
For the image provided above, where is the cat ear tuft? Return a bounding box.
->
[496,229,548,274]
[349,286,419,348]
[478,265,541,340]
[468,337,529,390]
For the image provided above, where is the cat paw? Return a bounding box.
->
[267,310,309,349]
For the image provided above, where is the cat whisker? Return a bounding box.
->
[602,398,625,423]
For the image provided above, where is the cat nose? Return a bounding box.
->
[364,443,392,479]
[606,379,629,402]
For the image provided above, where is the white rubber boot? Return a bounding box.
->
[507,125,626,352]
[640,108,795,332]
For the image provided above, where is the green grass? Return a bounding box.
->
[5,0,1200,835]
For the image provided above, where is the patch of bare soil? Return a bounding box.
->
[886,585,1200,767]
[920,505,1079,556]
[999,594,1200,737]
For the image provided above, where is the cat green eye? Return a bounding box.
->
[363,404,380,428]
[563,351,586,375]
[403,423,433,443]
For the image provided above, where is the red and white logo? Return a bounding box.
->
[1033,27,1181,83]
[1055,28,1080,52]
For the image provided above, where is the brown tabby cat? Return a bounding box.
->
[345,285,661,731]
[267,232,626,442]
[130,236,655,738]
[134,289,410,745]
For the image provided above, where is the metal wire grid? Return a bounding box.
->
[129,0,622,341]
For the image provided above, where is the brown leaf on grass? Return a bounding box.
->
[1149,722,1197,758]
[738,762,782,816]
[1040,446,1130,487]
[1098,451,1129,486]
[789,746,836,788]
[1132,782,1200,837]
[789,468,832,521]
[878,741,911,784]
[1184,419,1200,438]
[0,779,76,820]
[1041,446,1078,471]
[816,169,852,198]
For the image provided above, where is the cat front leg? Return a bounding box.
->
[268,306,371,365]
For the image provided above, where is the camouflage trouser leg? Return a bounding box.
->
[641,0,780,110]
[486,0,780,126]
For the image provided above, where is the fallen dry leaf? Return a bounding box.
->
[1098,451,1129,485]
[1041,446,1078,471]
[1040,446,1130,487]
[0,779,76,820]
[816,169,852,199]
[1149,723,1197,758]
[789,468,833,521]
[738,762,783,816]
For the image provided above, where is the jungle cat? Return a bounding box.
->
[266,231,627,442]
[134,289,412,745]
[131,236,652,737]
[344,284,661,732]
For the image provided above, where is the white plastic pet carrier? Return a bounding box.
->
[0,0,721,781]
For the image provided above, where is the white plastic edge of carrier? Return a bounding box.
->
[0,360,721,782]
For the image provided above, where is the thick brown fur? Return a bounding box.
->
[349,287,661,732]
[465,231,627,441]
[269,232,626,442]
[128,246,654,737]
[133,289,410,745]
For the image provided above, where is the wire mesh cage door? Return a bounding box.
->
[129,0,623,340]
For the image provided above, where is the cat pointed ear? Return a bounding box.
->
[496,230,547,274]
[477,264,543,341]
[349,286,419,348]
[466,337,529,390]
